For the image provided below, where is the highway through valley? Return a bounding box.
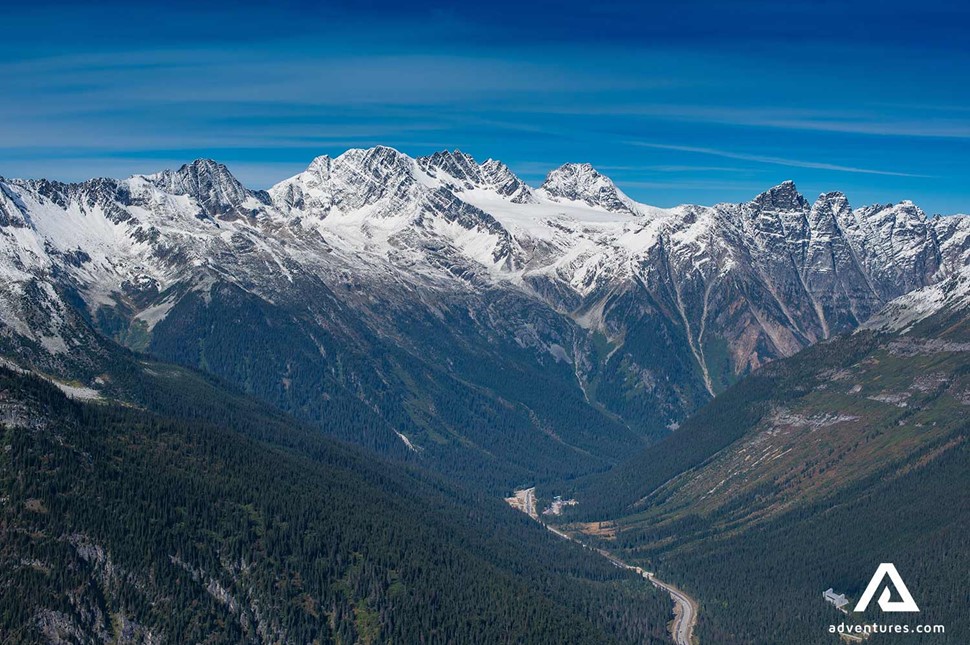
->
[507,487,698,645]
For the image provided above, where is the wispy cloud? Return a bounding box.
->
[727,115,970,140]
[596,164,749,173]
[504,103,970,140]
[626,142,930,178]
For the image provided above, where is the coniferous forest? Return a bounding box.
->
[553,321,970,644]
[0,366,673,643]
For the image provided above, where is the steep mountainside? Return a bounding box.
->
[555,270,970,643]
[1,148,968,488]
[0,356,674,644]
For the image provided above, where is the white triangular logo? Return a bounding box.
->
[854,563,920,613]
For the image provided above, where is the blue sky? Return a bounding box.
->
[2,1,969,213]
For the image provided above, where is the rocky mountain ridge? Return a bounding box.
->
[1,146,967,483]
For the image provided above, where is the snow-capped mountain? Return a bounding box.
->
[1,146,968,484]
[418,149,536,204]
[538,163,640,214]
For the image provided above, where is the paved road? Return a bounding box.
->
[644,570,696,645]
[521,487,537,519]
[511,488,698,645]
[593,550,697,645]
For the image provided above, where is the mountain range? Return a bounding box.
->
[2,147,968,490]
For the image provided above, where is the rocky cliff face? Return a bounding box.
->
[1,147,967,483]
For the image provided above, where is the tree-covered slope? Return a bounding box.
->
[0,366,673,644]
[657,438,967,644]
[146,279,642,490]
[553,277,970,643]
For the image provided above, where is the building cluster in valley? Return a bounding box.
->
[543,496,579,516]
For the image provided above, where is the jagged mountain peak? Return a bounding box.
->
[184,157,229,173]
[336,145,412,170]
[539,163,636,214]
[852,200,929,232]
[806,192,854,236]
[149,158,260,219]
[416,149,535,204]
[478,159,535,203]
[332,146,419,191]
[421,149,478,175]
[867,199,924,216]
[418,149,483,184]
[541,162,606,190]
[811,190,851,214]
[815,189,848,202]
[752,180,809,212]
[155,158,239,188]
[271,146,426,219]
